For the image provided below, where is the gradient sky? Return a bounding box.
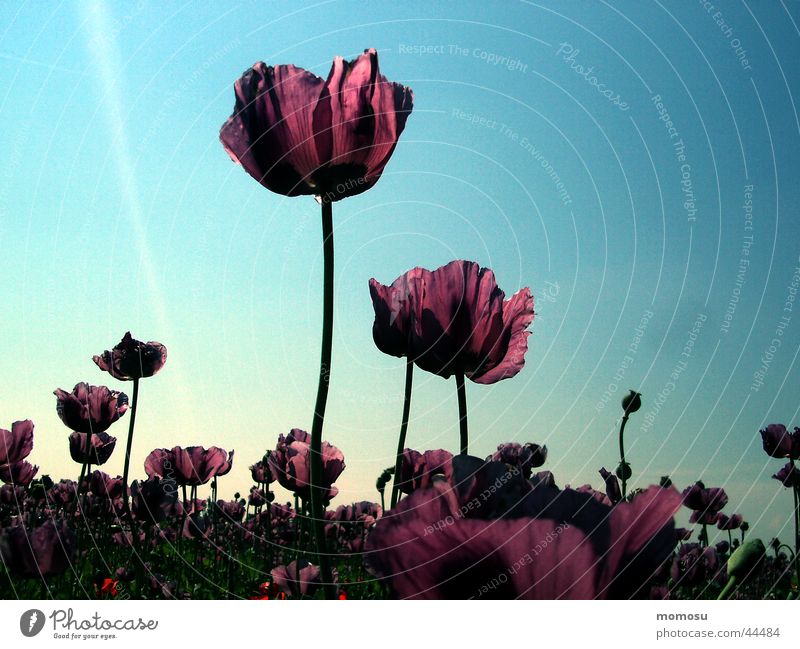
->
[1,0,799,544]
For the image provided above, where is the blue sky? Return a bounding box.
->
[0,0,799,543]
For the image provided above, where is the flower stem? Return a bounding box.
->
[309,198,335,599]
[456,372,469,455]
[618,414,629,498]
[390,360,414,508]
[121,378,139,510]
[793,484,800,588]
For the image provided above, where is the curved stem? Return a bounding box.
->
[390,360,414,508]
[456,372,469,455]
[717,575,738,600]
[618,414,629,498]
[309,199,335,599]
[793,484,800,588]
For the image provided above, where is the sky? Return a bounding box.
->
[0,0,799,544]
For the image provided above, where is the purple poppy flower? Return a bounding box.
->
[682,482,728,513]
[220,48,413,201]
[759,423,800,459]
[397,449,453,495]
[93,332,167,381]
[249,487,267,508]
[271,559,323,598]
[671,544,721,587]
[54,383,128,434]
[68,432,117,466]
[490,442,547,479]
[717,513,744,531]
[365,481,681,599]
[369,260,534,384]
[675,527,693,541]
[689,510,721,525]
[0,483,27,506]
[144,446,234,486]
[599,467,622,504]
[268,432,344,503]
[48,480,77,506]
[772,462,800,489]
[0,420,34,466]
[0,461,39,486]
[131,476,179,523]
[715,540,730,554]
[0,519,76,577]
[249,459,275,484]
[89,471,124,499]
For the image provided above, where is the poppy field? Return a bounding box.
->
[1,41,799,602]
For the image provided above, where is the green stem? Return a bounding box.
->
[456,372,469,455]
[390,360,414,508]
[618,414,629,498]
[120,378,141,596]
[309,198,335,599]
[793,484,800,588]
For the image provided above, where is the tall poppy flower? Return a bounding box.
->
[370,260,534,457]
[0,461,39,486]
[221,49,412,598]
[53,384,128,434]
[93,332,167,381]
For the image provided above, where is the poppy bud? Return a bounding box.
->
[659,475,673,488]
[727,539,765,581]
[615,461,632,481]
[622,390,642,415]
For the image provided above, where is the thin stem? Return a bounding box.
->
[309,198,335,599]
[120,378,142,595]
[793,484,800,588]
[390,360,414,508]
[121,379,140,510]
[717,575,738,600]
[455,372,469,455]
[618,414,629,498]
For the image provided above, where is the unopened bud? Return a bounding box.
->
[622,390,642,415]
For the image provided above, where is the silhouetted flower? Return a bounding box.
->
[397,449,453,495]
[366,455,681,599]
[759,423,800,459]
[717,513,744,530]
[599,467,622,504]
[93,332,167,381]
[144,446,234,486]
[54,383,128,434]
[220,48,413,201]
[0,461,39,486]
[370,260,534,383]
[131,476,179,523]
[0,420,34,466]
[269,431,344,503]
[250,459,275,484]
[682,482,728,513]
[0,519,76,577]
[68,432,117,466]
[490,442,547,479]
[773,462,800,489]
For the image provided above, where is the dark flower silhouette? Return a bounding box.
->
[93,332,167,381]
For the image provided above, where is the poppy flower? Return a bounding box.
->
[54,383,128,434]
[717,513,744,531]
[671,543,722,587]
[682,482,728,513]
[365,477,681,599]
[0,420,34,466]
[271,559,323,598]
[93,332,167,381]
[0,519,76,578]
[369,260,534,384]
[397,449,453,495]
[0,461,39,486]
[250,459,276,484]
[89,471,124,499]
[144,446,234,486]
[759,424,800,459]
[271,440,344,504]
[773,462,800,489]
[490,443,547,479]
[220,48,413,201]
[68,432,117,466]
[131,476,179,523]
